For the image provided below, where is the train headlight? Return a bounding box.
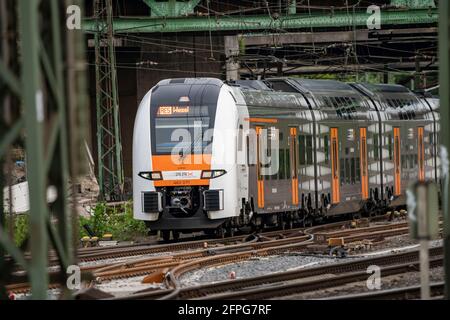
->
[138,171,163,181]
[201,170,227,179]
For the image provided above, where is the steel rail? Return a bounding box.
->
[114,246,443,300]
[323,282,445,300]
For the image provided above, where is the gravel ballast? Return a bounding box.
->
[179,254,352,287]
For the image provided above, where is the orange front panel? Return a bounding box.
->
[152,154,211,187]
[418,127,425,181]
[290,127,299,205]
[359,128,369,200]
[393,127,401,195]
[330,128,340,204]
[256,126,264,208]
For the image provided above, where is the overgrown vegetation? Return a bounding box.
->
[78,201,148,241]
[3,214,29,247]
[2,201,147,247]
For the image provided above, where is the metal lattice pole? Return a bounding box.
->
[18,0,49,299]
[93,0,124,201]
[0,0,87,299]
[439,0,450,300]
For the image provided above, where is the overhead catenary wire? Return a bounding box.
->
[88,1,437,83]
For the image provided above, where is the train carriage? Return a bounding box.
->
[231,80,315,228]
[266,78,381,220]
[133,77,439,240]
[353,83,437,207]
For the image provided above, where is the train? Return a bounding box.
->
[133,77,440,241]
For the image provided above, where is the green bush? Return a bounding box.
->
[14,215,29,246]
[1,202,147,247]
[79,201,147,241]
[2,214,29,247]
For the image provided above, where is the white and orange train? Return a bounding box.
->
[133,78,439,240]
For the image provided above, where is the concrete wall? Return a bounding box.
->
[136,34,224,102]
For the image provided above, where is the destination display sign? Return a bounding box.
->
[157,105,190,116]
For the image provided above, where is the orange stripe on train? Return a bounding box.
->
[152,154,212,187]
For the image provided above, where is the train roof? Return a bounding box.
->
[288,78,356,93]
[357,83,410,93]
[156,78,223,87]
[231,80,272,91]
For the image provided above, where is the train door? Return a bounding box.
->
[290,127,299,206]
[256,126,264,208]
[394,127,401,196]
[418,126,425,182]
[237,123,248,201]
[331,128,340,204]
[360,128,369,200]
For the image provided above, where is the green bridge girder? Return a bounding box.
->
[391,0,436,8]
[139,0,435,18]
[143,0,201,17]
[83,8,437,34]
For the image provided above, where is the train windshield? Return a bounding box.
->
[150,82,221,155]
[154,117,211,154]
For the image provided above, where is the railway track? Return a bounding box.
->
[112,242,442,300]
[324,282,445,300]
[64,213,401,263]
[92,233,313,282]
[10,214,396,267]
[197,256,443,300]
[74,226,307,262]
[5,229,310,294]
[5,216,412,297]
[91,220,409,282]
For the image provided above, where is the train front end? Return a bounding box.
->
[133,78,240,238]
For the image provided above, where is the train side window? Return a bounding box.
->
[285,148,291,179]
[356,157,361,183]
[278,148,285,180]
[266,128,272,158]
[345,158,350,184]
[324,135,329,164]
[238,124,243,152]
[388,134,393,161]
[298,135,306,165]
[350,158,355,184]
[270,142,278,180]
[246,135,251,166]
[263,129,271,181]
[340,159,345,185]
[373,134,379,160]
[306,135,313,165]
